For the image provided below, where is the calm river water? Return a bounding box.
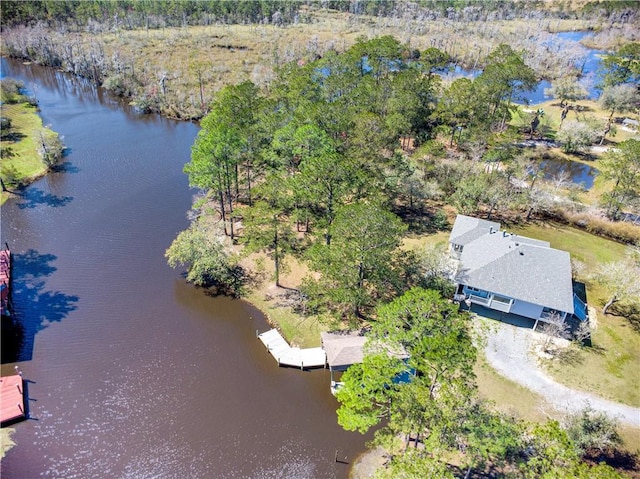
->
[0,58,367,478]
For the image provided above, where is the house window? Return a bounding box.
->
[465,286,489,298]
[492,295,512,305]
[453,244,463,253]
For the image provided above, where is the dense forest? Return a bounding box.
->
[3,0,637,29]
[2,2,639,477]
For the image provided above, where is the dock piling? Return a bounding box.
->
[334,450,348,464]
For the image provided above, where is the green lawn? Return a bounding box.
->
[245,287,325,348]
[1,101,50,204]
[475,352,553,423]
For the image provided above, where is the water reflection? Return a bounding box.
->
[442,30,604,105]
[1,58,184,127]
[541,157,598,189]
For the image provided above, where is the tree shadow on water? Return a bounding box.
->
[15,188,73,209]
[1,249,79,363]
[50,160,79,174]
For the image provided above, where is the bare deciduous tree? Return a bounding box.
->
[539,311,570,356]
[594,259,640,315]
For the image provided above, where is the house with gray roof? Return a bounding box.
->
[449,215,588,329]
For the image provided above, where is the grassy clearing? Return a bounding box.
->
[0,101,49,204]
[545,311,640,408]
[240,252,326,348]
[402,230,450,251]
[529,99,639,143]
[475,352,554,423]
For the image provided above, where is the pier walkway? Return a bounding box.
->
[258,329,326,369]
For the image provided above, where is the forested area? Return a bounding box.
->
[161,30,639,478]
[165,33,638,299]
[3,0,636,29]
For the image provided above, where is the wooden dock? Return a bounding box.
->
[258,329,326,369]
[1,248,11,316]
[0,375,26,425]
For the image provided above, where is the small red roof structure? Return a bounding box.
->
[0,374,26,425]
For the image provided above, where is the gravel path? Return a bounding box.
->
[483,321,640,428]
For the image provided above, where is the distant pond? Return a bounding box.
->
[540,156,598,190]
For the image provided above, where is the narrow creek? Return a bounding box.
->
[0,58,368,478]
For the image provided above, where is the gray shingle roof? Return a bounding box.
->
[321,331,409,370]
[451,216,574,314]
[449,215,501,246]
[321,331,366,369]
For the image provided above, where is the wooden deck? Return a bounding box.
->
[1,248,10,316]
[0,375,26,425]
[258,329,326,369]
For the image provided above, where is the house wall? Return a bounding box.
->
[510,300,544,320]
[461,285,547,320]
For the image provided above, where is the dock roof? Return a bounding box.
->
[321,331,366,370]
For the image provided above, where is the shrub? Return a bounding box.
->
[103,74,137,97]
[556,120,598,154]
[549,207,640,244]
[432,208,449,230]
[562,406,622,456]
[0,78,24,104]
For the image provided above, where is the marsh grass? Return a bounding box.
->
[5,10,611,120]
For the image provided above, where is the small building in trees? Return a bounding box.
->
[449,215,588,330]
[321,330,410,394]
[321,331,366,395]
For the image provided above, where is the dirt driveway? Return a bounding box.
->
[483,320,640,428]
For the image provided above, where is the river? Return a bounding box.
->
[0,58,368,478]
